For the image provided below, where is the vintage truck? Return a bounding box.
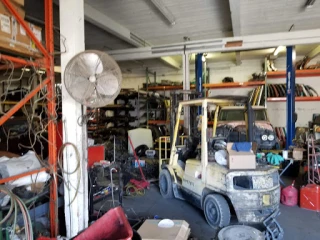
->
[216,106,277,150]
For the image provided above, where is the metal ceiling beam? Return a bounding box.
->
[84,3,180,69]
[306,45,320,59]
[107,29,320,61]
[229,0,241,36]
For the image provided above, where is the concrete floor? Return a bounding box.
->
[97,184,320,240]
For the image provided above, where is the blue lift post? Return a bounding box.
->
[286,46,296,149]
[195,53,203,114]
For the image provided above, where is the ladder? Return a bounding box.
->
[307,135,320,184]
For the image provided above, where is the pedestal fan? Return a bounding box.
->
[64,50,122,107]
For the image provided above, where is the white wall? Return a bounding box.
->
[206,59,264,97]
[121,55,320,128]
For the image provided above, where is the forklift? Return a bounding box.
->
[159,97,283,239]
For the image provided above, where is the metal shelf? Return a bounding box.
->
[100,104,134,110]
[145,81,266,90]
[267,96,320,102]
[148,120,169,124]
[204,81,265,89]
[148,120,184,124]
[267,69,320,78]
[0,168,47,184]
[148,120,214,125]
[145,81,265,91]
[155,148,171,151]
[144,84,196,91]
[1,101,46,106]
[0,0,58,237]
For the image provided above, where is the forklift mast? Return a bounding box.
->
[170,95,255,146]
[246,100,254,142]
[170,91,198,145]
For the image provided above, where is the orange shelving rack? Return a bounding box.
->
[0,0,57,237]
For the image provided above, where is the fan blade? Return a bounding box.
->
[96,72,119,97]
[71,81,95,102]
[82,52,103,76]
[65,73,92,91]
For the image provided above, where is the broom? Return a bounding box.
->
[128,136,150,189]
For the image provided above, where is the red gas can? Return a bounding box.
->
[281,181,298,206]
[300,184,320,211]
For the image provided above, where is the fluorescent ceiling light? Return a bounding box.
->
[305,0,316,8]
[150,0,176,25]
[273,46,285,56]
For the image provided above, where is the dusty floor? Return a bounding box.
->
[96,184,320,240]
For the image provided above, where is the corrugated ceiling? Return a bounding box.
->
[240,0,320,35]
[83,0,320,69]
[85,0,233,45]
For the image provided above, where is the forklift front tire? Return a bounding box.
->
[204,194,230,228]
[159,169,174,199]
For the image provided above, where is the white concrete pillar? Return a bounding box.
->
[59,0,88,237]
[182,53,190,134]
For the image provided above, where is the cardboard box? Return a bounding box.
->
[29,23,42,51]
[227,142,256,170]
[16,22,41,46]
[16,21,42,53]
[0,6,41,57]
[293,147,305,160]
[0,2,25,18]
[138,219,190,240]
[13,0,24,7]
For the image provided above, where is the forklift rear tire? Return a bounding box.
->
[159,169,174,199]
[204,194,230,228]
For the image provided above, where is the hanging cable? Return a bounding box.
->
[57,142,81,205]
[0,186,33,240]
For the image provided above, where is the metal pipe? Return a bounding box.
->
[1,0,50,59]
[0,63,25,70]
[247,100,254,142]
[286,46,296,149]
[113,135,116,162]
[45,0,58,237]
[195,53,203,96]
[0,78,50,126]
[0,54,44,67]
[110,168,117,208]
[0,168,47,184]
[0,0,57,237]
[118,166,123,207]
[146,68,149,128]
[195,53,203,115]
[203,60,207,96]
[182,53,190,134]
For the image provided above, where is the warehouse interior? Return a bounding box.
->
[0,0,320,239]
